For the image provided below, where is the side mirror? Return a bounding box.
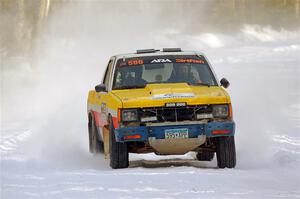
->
[95,84,106,92]
[220,78,230,88]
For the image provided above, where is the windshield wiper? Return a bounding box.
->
[193,82,211,87]
[115,85,145,90]
[168,81,211,87]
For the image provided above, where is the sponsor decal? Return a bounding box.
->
[175,59,205,64]
[117,56,207,67]
[151,59,172,63]
[151,93,195,100]
[119,60,144,67]
[101,103,107,113]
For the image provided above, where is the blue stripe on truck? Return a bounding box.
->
[114,121,235,142]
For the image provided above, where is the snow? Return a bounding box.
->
[1,147,300,198]
[1,2,300,199]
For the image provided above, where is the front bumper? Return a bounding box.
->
[114,121,235,142]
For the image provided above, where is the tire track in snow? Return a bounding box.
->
[0,130,32,155]
[271,134,300,166]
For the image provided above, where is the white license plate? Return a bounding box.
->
[165,128,189,139]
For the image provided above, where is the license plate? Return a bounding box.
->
[165,128,189,139]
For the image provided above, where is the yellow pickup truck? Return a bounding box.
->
[87,48,236,169]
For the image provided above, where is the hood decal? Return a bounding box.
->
[151,93,195,100]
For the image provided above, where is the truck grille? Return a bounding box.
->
[140,105,212,122]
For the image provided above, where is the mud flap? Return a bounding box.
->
[103,126,110,159]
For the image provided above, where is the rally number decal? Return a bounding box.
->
[128,60,144,66]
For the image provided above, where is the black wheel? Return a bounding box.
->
[88,114,103,154]
[109,117,129,169]
[216,136,236,168]
[196,151,215,161]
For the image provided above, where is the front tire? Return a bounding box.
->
[109,118,129,169]
[216,136,236,168]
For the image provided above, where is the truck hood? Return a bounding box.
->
[111,83,230,108]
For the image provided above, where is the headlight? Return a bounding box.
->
[212,105,228,118]
[122,109,138,122]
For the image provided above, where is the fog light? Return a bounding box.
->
[196,113,213,119]
[141,116,157,122]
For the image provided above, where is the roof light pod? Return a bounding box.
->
[136,49,159,54]
[162,48,182,52]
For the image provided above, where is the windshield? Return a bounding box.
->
[112,55,218,90]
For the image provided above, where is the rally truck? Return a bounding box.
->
[87,48,236,169]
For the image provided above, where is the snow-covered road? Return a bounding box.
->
[1,127,300,198]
